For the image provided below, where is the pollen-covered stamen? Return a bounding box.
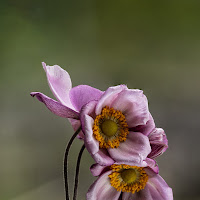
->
[108,164,148,193]
[93,106,129,148]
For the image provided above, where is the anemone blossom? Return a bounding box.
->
[30,63,168,166]
[87,163,173,200]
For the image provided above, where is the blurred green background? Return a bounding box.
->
[1,1,200,200]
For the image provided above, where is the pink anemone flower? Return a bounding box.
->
[30,63,168,166]
[87,163,173,200]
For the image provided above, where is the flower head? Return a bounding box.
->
[31,63,168,165]
[87,163,173,200]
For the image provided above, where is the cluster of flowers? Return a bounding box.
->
[31,63,173,200]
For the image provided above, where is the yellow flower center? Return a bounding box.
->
[93,106,129,148]
[108,164,148,193]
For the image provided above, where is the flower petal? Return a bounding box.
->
[144,169,173,200]
[70,85,103,111]
[111,89,149,127]
[92,149,115,166]
[122,188,153,200]
[132,113,155,136]
[87,170,121,200]
[95,85,127,115]
[83,115,99,155]
[30,92,79,119]
[80,100,98,134]
[108,132,151,165]
[148,128,168,159]
[145,158,159,174]
[90,163,109,177]
[42,62,73,108]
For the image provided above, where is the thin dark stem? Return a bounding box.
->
[64,126,82,200]
[73,144,85,200]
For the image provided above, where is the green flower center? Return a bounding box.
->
[101,120,118,137]
[121,169,137,184]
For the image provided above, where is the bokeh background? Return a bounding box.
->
[1,1,200,200]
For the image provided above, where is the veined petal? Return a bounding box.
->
[95,85,127,115]
[144,170,173,200]
[132,113,155,136]
[111,89,149,127]
[42,62,74,108]
[87,170,121,200]
[108,132,151,166]
[145,158,159,174]
[80,100,98,134]
[70,85,103,111]
[148,128,168,159]
[122,188,153,200]
[92,149,115,166]
[90,163,109,177]
[83,115,99,155]
[30,92,79,119]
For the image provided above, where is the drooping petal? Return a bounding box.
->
[42,62,74,108]
[111,89,149,127]
[144,169,173,200]
[70,85,103,111]
[83,115,99,155]
[148,128,168,159]
[92,149,115,166]
[87,170,121,200]
[95,85,127,115]
[90,163,109,177]
[132,113,155,136]
[108,132,151,166]
[122,188,153,200]
[30,92,79,119]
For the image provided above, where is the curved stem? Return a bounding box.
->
[73,144,85,200]
[64,126,82,200]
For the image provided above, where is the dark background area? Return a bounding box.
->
[1,1,200,199]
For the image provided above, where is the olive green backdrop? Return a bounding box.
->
[1,1,200,200]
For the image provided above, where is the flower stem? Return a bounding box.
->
[73,144,85,200]
[64,126,82,200]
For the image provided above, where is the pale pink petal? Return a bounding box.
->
[145,158,159,174]
[80,100,98,133]
[92,149,115,166]
[144,169,173,200]
[122,188,153,200]
[30,92,79,119]
[42,62,74,108]
[87,170,121,200]
[83,115,99,155]
[108,132,151,166]
[111,89,149,127]
[70,85,103,111]
[95,85,127,115]
[90,163,109,177]
[132,114,155,136]
[148,128,168,159]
